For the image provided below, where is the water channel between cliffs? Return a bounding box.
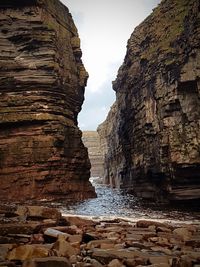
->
[52,179,200,223]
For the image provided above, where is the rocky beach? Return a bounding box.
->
[0,205,200,267]
[0,0,199,266]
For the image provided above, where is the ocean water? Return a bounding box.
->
[54,179,200,223]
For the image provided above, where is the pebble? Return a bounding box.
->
[0,205,199,267]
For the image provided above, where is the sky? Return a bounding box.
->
[61,0,161,130]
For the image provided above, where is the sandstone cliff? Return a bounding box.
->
[99,0,200,203]
[82,131,104,178]
[0,0,96,201]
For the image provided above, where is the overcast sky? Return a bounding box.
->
[61,0,161,130]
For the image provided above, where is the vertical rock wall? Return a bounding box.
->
[99,0,200,203]
[0,0,96,201]
[82,131,104,178]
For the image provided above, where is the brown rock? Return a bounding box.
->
[0,223,40,236]
[0,262,16,267]
[0,244,14,261]
[7,244,50,261]
[52,235,79,257]
[173,228,192,242]
[136,221,171,229]
[0,0,96,201]
[64,216,95,227]
[22,257,71,267]
[86,240,115,250]
[108,259,125,267]
[149,256,169,265]
[16,206,61,220]
[98,0,200,203]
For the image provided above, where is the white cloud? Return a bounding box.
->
[61,0,161,129]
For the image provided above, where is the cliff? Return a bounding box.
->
[0,0,96,201]
[97,104,117,185]
[99,0,200,203]
[82,131,104,178]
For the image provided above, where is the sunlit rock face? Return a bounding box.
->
[99,0,200,203]
[82,131,104,178]
[0,0,96,201]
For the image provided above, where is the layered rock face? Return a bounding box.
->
[0,0,96,201]
[99,0,200,202]
[82,131,104,178]
[97,104,117,185]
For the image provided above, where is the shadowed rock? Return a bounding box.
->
[98,0,200,203]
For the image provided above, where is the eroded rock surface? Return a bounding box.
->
[82,131,104,178]
[0,205,200,267]
[98,0,200,203]
[0,0,95,201]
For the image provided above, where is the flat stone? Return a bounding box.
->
[149,237,171,247]
[44,228,68,238]
[22,257,71,267]
[86,240,115,250]
[108,259,125,267]
[63,216,95,227]
[92,248,150,263]
[52,235,79,257]
[149,256,169,265]
[136,221,171,229]
[7,244,50,261]
[0,261,16,267]
[0,245,14,261]
[67,234,82,243]
[150,246,172,255]
[173,228,192,242]
[16,206,61,220]
[0,223,41,236]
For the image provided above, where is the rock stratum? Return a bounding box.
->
[0,0,96,201]
[98,0,200,203]
[82,131,104,178]
[0,204,200,267]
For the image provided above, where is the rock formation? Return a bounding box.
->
[0,204,200,267]
[98,0,200,203]
[82,131,104,178]
[0,0,96,201]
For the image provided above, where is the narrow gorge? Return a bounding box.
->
[98,0,200,203]
[0,1,200,266]
[0,0,96,201]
